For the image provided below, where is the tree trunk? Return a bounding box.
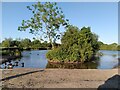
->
[47,30,54,49]
[51,43,54,49]
[49,36,54,50]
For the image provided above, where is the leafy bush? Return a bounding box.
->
[47,26,100,63]
[46,50,55,60]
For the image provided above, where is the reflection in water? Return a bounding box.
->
[46,62,98,69]
[1,50,48,69]
[97,55,118,69]
[0,50,119,69]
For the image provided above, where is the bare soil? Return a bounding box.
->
[1,68,118,88]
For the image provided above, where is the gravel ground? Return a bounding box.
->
[0,68,118,88]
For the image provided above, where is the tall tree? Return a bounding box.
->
[18,2,69,49]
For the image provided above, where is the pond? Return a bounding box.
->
[0,50,119,69]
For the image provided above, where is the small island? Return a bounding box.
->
[46,26,100,64]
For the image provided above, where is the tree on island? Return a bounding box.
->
[46,26,100,63]
[18,2,69,49]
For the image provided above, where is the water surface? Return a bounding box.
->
[0,50,119,69]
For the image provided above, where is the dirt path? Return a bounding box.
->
[1,68,118,88]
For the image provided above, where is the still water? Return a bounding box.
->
[1,50,119,69]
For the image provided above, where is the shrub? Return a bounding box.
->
[46,26,100,63]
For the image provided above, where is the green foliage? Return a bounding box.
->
[18,2,69,49]
[46,26,100,63]
[31,39,41,49]
[1,37,119,51]
[46,47,68,62]
[2,38,22,48]
[0,43,2,47]
[1,38,52,50]
[46,50,56,60]
[20,38,31,49]
[117,45,120,51]
[99,42,118,50]
[2,38,13,47]
[0,49,21,56]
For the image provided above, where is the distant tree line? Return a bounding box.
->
[0,37,119,51]
[98,41,120,51]
[0,38,60,50]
